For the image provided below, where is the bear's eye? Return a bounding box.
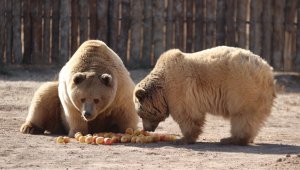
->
[94,99,99,104]
[81,98,86,103]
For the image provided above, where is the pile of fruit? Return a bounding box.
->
[56,128,177,145]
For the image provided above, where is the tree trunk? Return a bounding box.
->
[206,0,216,48]
[216,0,225,46]
[89,0,97,39]
[262,0,272,63]
[186,0,193,52]
[129,0,143,68]
[43,0,51,64]
[96,0,109,43]
[174,0,184,50]
[51,0,60,64]
[152,0,164,62]
[194,0,204,51]
[0,0,5,64]
[225,0,236,46]
[31,0,43,64]
[296,0,300,71]
[5,0,12,64]
[142,0,152,67]
[71,0,80,55]
[250,0,262,56]
[79,0,89,44]
[60,0,71,64]
[166,0,173,50]
[237,0,249,48]
[108,0,120,51]
[272,0,285,70]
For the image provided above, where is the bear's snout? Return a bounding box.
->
[83,111,92,120]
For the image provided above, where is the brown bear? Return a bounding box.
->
[20,40,138,137]
[134,46,276,145]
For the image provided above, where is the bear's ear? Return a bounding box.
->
[135,88,146,101]
[73,73,86,85]
[100,73,112,86]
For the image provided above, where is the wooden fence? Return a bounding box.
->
[0,0,299,71]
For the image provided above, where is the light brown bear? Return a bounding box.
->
[134,46,276,145]
[20,40,138,136]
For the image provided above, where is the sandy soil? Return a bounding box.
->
[0,66,299,170]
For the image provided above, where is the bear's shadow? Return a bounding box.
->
[121,142,300,155]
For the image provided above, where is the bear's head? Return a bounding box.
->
[134,76,169,132]
[68,71,117,121]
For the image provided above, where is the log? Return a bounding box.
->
[43,0,51,64]
[31,0,43,64]
[79,0,89,44]
[5,0,12,63]
[186,0,193,52]
[129,0,143,68]
[250,0,262,56]
[71,0,80,55]
[237,0,249,48]
[117,0,130,64]
[262,0,272,64]
[142,0,152,67]
[152,0,164,62]
[89,0,97,39]
[51,0,60,64]
[96,0,109,43]
[216,0,226,46]
[272,0,285,70]
[166,0,173,50]
[225,0,236,46]
[174,0,184,50]
[59,0,71,64]
[194,0,204,51]
[206,0,216,48]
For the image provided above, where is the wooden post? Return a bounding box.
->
[31,0,43,64]
[89,0,97,39]
[43,0,51,64]
[206,0,216,48]
[284,0,297,71]
[237,0,249,48]
[129,0,143,68]
[166,0,173,50]
[216,0,226,46]
[79,0,89,44]
[71,0,80,55]
[296,0,300,71]
[225,0,236,46]
[152,0,165,62]
[142,0,152,67]
[272,0,285,71]
[186,0,193,52]
[0,0,6,64]
[60,0,71,64]
[262,0,272,64]
[108,0,120,51]
[96,0,109,43]
[117,0,130,64]
[250,0,262,56]
[51,0,60,64]
[174,0,184,50]
[5,0,12,64]
[194,0,204,51]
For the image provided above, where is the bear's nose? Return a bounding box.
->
[83,111,91,118]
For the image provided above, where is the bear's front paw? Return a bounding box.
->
[220,137,252,146]
[20,122,44,134]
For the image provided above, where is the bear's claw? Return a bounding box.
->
[20,122,44,134]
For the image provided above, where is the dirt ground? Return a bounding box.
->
[0,66,299,170]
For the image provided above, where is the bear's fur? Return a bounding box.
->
[134,46,276,145]
[20,40,138,136]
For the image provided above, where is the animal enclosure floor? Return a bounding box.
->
[0,67,299,169]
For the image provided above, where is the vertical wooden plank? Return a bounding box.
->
[43,0,51,64]
[216,0,226,46]
[250,0,262,55]
[237,0,249,48]
[0,0,6,64]
[142,0,152,67]
[272,0,285,70]
[108,0,120,51]
[96,0,109,43]
[262,0,272,64]
[284,0,297,71]
[51,0,60,64]
[117,0,130,63]
[60,0,71,64]
[71,0,80,55]
[152,0,165,61]
[129,0,143,68]
[206,0,216,48]
[186,0,193,52]
[296,0,300,71]
[194,0,204,51]
[226,0,236,46]
[174,0,184,50]
[5,0,12,63]
[31,0,43,64]
[79,0,89,44]
[89,0,97,39]
[12,0,22,64]
[166,0,173,50]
